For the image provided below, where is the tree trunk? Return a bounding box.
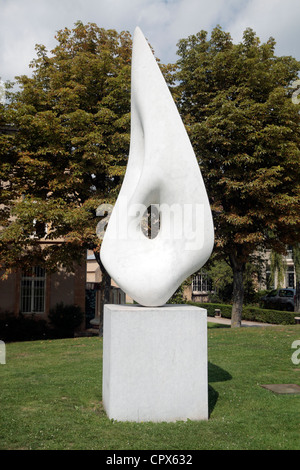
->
[94,249,111,336]
[292,245,300,313]
[229,254,245,328]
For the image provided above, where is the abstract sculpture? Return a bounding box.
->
[101,27,213,422]
[100,27,214,306]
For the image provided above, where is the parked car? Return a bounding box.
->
[261,288,295,311]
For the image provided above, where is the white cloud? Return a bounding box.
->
[227,0,300,59]
[0,0,299,83]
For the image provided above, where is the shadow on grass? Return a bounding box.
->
[208,362,232,416]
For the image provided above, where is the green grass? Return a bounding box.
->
[0,325,300,450]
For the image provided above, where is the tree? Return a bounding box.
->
[292,244,300,312]
[176,26,300,326]
[0,22,132,329]
[269,250,287,288]
[201,255,233,303]
[0,87,20,272]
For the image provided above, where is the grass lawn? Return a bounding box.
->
[0,324,299,450]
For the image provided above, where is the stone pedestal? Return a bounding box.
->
[102,304,208,422]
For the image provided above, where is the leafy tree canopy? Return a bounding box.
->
[1,23,299,327]
[176,26,300,325]
[1,22,132,274]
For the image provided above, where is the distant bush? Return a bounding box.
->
[0,313,53,342]
[242,306,296,325]
[187,301,296,325]
[48,303,84,337]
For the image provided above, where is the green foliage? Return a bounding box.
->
[176,26,300,258]
[241,305,296,325]
[168,283,185,304]
[48,302,84,336]
[203,257,233,303]
[270,250,287,287]
[1,21,175,279]
[196,254,264,304]
[292,244,300,280]
[187,301,296,324]
[0,313,53,342]
[0,304,84,342]
[1,329,300,450]
[188,301,233,319]
[1,23,300,326]
[1,22,133,273]
[176,26,300,324]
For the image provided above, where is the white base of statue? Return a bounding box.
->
[102,304,208,422]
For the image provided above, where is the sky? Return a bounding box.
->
[0,0,300,83]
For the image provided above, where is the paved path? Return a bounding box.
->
[207,316,275,327]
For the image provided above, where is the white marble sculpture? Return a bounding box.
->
[100,27,214,306]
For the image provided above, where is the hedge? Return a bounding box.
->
[0,313,55,342]
[0,303,84,342]
[187,301,297,325]
[48,302,84,334]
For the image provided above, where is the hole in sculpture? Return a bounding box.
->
[141,204,160,239]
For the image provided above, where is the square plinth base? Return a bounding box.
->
[102,304,208,422]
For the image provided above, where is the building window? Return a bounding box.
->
[192,271,213,292]
[21,267,46,314]
[287,265,295,288]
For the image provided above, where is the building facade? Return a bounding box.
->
[0,260,86,322]
[185,248,297,303]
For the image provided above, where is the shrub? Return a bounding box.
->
[187,302,233,319]
[187,301,296,325]
[0,313,53,342]
[48,303,84,337]
[242,306,295,325]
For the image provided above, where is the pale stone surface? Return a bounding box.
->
[102,304,208,422]
[0,341,5,364]
[260,384,300,394]
[100,27,214,307]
